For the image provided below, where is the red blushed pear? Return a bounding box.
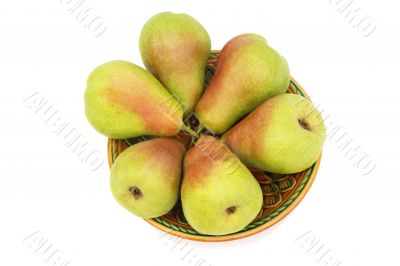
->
[84,60,183,139]
[139,12,211,116]
[195,33,290,134]
[222,94,326,174]
[181,136,263,235]
[110,138,186,218]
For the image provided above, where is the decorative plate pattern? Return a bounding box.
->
[107,51,322,242]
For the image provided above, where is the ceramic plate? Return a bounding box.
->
[107,51,322,242]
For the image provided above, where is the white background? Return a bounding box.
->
[1,0,399,265]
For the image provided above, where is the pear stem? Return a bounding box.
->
[181,124,199,138]
[195,125,204,135]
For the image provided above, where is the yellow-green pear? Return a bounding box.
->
[223,94,326,174]
[84,60,183,139]
[181,136,263,235]
[195,33,290,134]
[140,12,211,116]
[110,138,185,218]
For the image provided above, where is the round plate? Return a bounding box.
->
[107,51,322,242]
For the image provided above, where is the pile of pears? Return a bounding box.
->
[84,12,326,236]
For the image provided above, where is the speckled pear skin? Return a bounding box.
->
[139,12,211,116]
[110,138,186,218]
[195,33,290,134]
[181,136,263,235]
[223,94,326,174]
[84,60,183,139]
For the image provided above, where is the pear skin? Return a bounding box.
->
[84,60,183,139]
[140,12,211,116]
[181,136,263,235]
[223,94,326,174]
[110,138,186,218]
[195,33,290,134]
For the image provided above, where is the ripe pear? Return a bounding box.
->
[139,12,211,116]
[110,138,185,218]
[181,136,263,235]
[84,60,183,139]
[223,94,326,174]
[195,33,290,134]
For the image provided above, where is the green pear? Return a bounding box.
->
[195,33,290,134]
[84,60,183,139]
[223,94,326,174]
[181,136,263,235]
[139,12,211,116]
[110,138,185,218]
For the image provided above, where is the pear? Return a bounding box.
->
[140,12,211,116]
[84,60,183,139]
[110,138,185,218]
[223,94,326,174]
[195,33,290,134]
[181,136,263,235]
